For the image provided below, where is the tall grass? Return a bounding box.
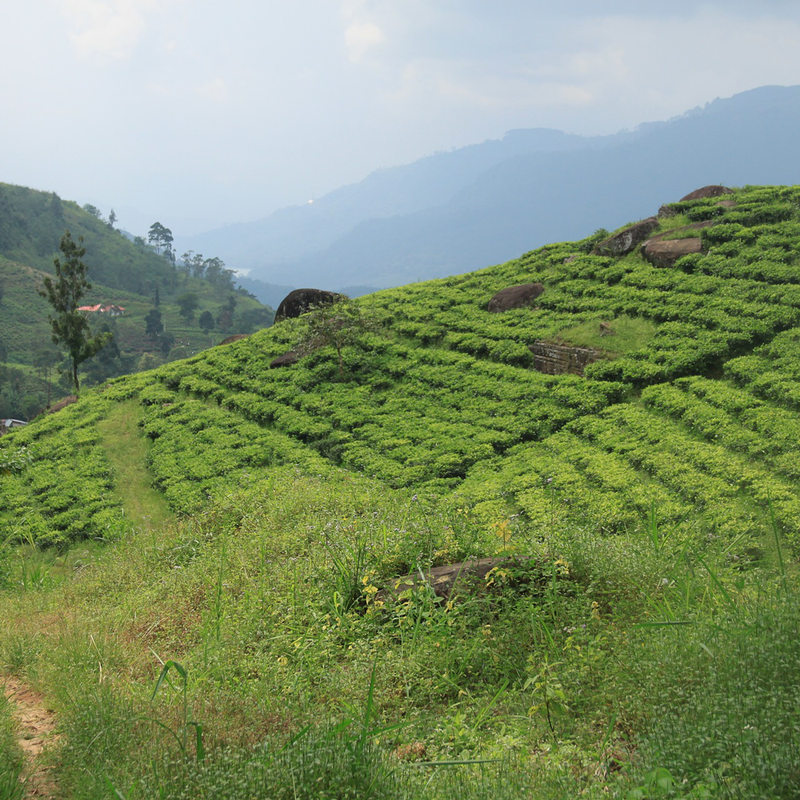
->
[0,691,24,800]
[1,470,798,799]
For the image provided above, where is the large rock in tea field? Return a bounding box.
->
[274,288,344,322]
[592,217,659,256]
[642,237,704,267]
[269,349,301,368]
[529,341,604,376]
[679,185,734,201]
[487,282,545,313]
[640,221,713,267]
[217,333,250,346]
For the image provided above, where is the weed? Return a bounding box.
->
[148,661,204,763]
[0,691,25,800]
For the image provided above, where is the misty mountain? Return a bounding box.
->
[183,85,800,293]
[178,128,635,285]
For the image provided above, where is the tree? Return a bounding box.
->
[145,308,164,339]
[82,321,135,387]
[298,298,375,379]
[198,310,215,333]
[82,203,102,219]
[238,306,273,333]
[159,332,175,358]
[148,222,175,263]
[37,231,111,395]
[217,295,236,332]
[108,208,117,229]
[204,257,235,291]
[34,342,63,406]
[176,292,199,322]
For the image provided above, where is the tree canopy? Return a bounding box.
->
[38,231,111,395]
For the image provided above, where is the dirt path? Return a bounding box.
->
[3,677,59,799]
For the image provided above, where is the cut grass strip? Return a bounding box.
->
[97,399,174,531]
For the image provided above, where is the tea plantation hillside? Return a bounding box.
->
[2,184,800,799]
[5,185,800,551]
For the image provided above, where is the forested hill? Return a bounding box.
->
[0,182,274,420]
[0,182,178,296]
[5,183,800,557]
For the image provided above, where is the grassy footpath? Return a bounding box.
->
[97,400,174,531]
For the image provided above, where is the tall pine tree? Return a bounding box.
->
[38,231,111,395]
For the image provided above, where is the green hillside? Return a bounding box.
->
[0,183,274,419]
[1,185,799,798]
[0,183,178,294]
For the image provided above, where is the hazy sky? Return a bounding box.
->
[3,1,800,236]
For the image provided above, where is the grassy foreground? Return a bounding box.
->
[0,460,798,799]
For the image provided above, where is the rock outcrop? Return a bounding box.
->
[658,204,677,219]
[592,217,659,257]
[378,557,532,602]
[487,283,545,313]
[599,321,615,337]
[269,350,302,369]
[640,221,713,267]
[217,334,250,347]
[275,288,344,322]
[529,341,604,376]
[679,185,734,202]
[642,238,704,267]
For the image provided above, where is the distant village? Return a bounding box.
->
[77,304,126,316]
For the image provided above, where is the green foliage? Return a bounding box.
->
[37,230,112,394]
[0,692,25,800]
[198,310,214,333]
[632,593,800,798]
[176,293,199,322]
[296,297,380,378]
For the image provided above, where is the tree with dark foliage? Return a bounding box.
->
[38,231,111,395]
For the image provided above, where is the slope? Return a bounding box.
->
[2,184,800,799]
[0,183,274,420]
[4,183,800,555]
[0,183,177,296]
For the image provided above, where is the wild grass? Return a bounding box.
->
[96,400,174,530]
[555,315,659,357]
[0,690,24,800]
[0,467,797,798]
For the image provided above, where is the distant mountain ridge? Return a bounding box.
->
[180,85,800,295]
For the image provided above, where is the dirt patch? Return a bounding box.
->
[3,677,59,799]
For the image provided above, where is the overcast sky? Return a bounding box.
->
[3,1,800,236]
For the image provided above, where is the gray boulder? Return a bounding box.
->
[593,217,659,257]
[679,185,734,202]
[275,288,344,322]
[269,350,302,369]
[642,238,703,267]
[487,283,545,313]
